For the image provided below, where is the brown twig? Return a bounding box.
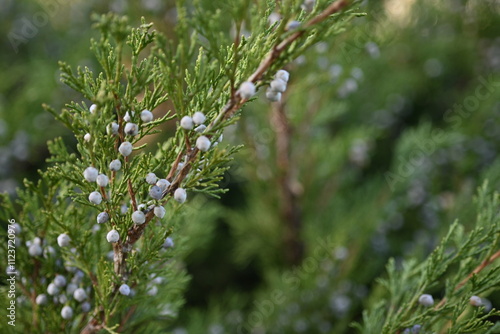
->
[270,100,304,265]
[434,249,500,310]
[92,2,352,332]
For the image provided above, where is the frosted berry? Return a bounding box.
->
[97,212,110,224]
[147,285,158,296]
[192,111,206,125]
[145,172,157,185]
[418,294,434,307]
[301,0,315,12]
[180,116,194,130]
[132,211,146,225]
[61,305,73,319]
[57,234,71,247]
[124,111,134,122]
[58,294,68,304]
[81,302,91,313]
[163,237,174,249]
[124,122,138,136]
[140,109,153,123]
[83,167,99,182]
[119,284,131,296]
[195,124,207,133]
[89,191,103,205]
[47,283,60,296]
[196,136,211,152]
[470,295,482,307]
[54,275,67,288]
[89,104,98,114]
[66,283,77,296]
[286,20,301,30]
[109,159,122,171]
[156,179,170,191]
[149,185,163,200]
[174,188,187,203]
[36,294,48,305]
[154,206,166,218]
[29,244,43,257]
[73,288,87,302]
[84,133,91,142]
[96,174,109,187]
[119,142,133,156]
[107,229,120,243]
[239,81,256,99]
[107,122,119,135]
[275,69,290,82]
[266,89,282,102]
[270,78,287,93]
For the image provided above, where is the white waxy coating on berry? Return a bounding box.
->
[89,104,98,114]
[89,191,103,205]
[109,159,122,171]
[66,283,77,296]
[54,275,67,288]
[96,174,109,187]
[149,185,163,200]
[108,122,119,135]
[147,285,158,296]
[97,212,110,224]
[418,294,434,307]
[58,294,68,304]
[196,136,211,152]
[286,20,301,30]
[132,211,146,225]
[57,234,71,247]
[61,305,73,319]
[192,111,206,125]
[47,283,60,295]
[154,206,166,218]
[145,172,157,185]
[266,89,282,102]
[119,284,131,296]
[83,167,99,182]
[270,79,287,93]
[156,179,170,192]
[301,0,315,12]
[73,288,87,302]
[174,188,187,203]
[124,122,138,136]
[180,116,194,130]
[124,111,134,122]
[195,124,207,133]
[33,237,42,245]
[140,109,153,123]
[239,81,256,99]
[275,70,290,82]
[29,244,43,257]
[84,133,91,142]
[163,237,174,248]
[11,223,21,234]
[106,229,120,243]
[470,296,482,307]
[81,302,91,313]
[119,142,133,156]
[36,294,48,305]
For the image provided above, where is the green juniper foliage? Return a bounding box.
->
[0,1,364,332]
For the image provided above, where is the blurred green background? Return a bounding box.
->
[2,0,500,332]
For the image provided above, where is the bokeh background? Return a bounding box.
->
[2,0,500,332]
